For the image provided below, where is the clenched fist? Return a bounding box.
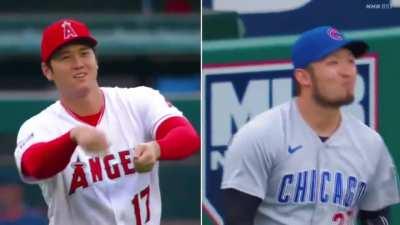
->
[133,141,161,173]
[70,126,109,153]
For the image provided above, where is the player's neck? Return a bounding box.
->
[296,97,341,137]
[60,87,104,116]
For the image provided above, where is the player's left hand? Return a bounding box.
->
[133,141,161,173]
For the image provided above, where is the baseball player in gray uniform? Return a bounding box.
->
[221,26,400,225]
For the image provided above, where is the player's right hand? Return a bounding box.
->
[133,141,161,173]
[70,126,109,152]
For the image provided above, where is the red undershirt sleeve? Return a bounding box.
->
[21,131,77,179]
[155,116,200,160]
[21,116,199,179]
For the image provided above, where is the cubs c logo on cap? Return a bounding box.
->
[327,28,343,41]
[62,21,78,40]
[292,26,368,69]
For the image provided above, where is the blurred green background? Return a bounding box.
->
[202,11,400,225]
[0,2,200,224]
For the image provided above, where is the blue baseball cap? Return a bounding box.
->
[292,26,368,69]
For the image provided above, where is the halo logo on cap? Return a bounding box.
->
[327,27,343,41]
[41,18,97,62]
[62,21,78,40]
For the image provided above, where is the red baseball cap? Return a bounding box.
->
[41,19,97,62]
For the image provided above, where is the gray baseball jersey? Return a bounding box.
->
[221,99,400,225]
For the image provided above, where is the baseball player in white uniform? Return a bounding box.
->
[221,26,400,225]
[14,19,200,225]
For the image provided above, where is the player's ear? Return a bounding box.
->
[41,62,54,81]
[294,68,312,88]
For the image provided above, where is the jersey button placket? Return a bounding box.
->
[312,142,329,225]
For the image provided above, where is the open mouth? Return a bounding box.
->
[73,73,87,79]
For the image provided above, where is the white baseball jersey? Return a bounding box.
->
[15,86,183,225]
[221,99,400,225]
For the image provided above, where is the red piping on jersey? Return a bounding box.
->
[69,106,104,126]
[21,115,199,179]
[61,90,105,126]
[155,116,200,160]
[21,94,105,179]
[21,131,77,179]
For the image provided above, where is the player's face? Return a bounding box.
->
[308,48,357,108]
[42,43,99,98]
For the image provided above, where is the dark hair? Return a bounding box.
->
[46,39,97,64]
[294,77,300,96]
[294,65,314,96]
[45,39,97,70]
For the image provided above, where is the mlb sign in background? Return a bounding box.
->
[202,56,378,225]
